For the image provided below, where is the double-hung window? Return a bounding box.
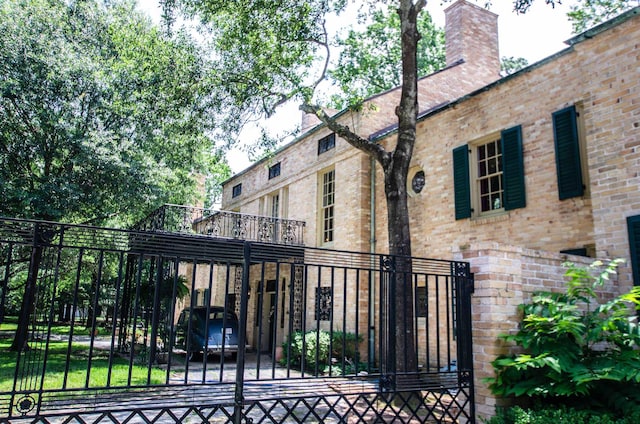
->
[453,125,525,219]
[320,169,335,243]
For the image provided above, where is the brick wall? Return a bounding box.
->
[374,9,639,289]
[454,243,618,418]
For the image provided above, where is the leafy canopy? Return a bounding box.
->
[0,0,229,224]
[328,5,445,110]
[508,0,637,33]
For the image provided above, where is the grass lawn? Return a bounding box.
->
[0,338,167,392]
[1,316,95,337]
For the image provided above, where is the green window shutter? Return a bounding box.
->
[628,215,640,285]
[501,125,526,210]
[553,105,584,200]
[453,145,471,220]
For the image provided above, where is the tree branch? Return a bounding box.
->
[299,103,390,166]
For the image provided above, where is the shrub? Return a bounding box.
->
[280,329,364,375]
[486,259,640,416]
[484,405,640,424]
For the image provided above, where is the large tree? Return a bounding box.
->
[0,0,229,226]
[173,0,424,374]
[1,0,229,351]
[328,4,445,109]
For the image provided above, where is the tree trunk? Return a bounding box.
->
[383,0,421,376]
[384,167,417,375]
[10,246,42,351]
[301,0,424,381]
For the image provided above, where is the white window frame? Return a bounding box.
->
[319,168,335,245]
[470,134,505,217]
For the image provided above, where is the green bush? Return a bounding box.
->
[485,405,640,424]
[486,259,640,416]
[280,329,364,375]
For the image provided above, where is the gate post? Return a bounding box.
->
[379,255,396,391]
[234,241,251,424]
[454,262,476,420]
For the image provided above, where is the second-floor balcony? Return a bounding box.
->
[133,204,306,246]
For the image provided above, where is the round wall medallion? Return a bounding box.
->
[411,170,425,194]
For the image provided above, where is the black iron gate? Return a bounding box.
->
[0,217,475,423]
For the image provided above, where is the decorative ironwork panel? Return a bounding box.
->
[292,265,303,332]
[132,204,306,246]
[234,266,242,316]
[257,218,274,242]
[314,287,332,321]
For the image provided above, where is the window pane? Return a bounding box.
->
[481,194,491,212]
[479,161,487,177]
[480,178,489,194]
[490,175,501,191]
[487,142,496,157]
[492,194,502,210]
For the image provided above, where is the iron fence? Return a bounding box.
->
[0,217,474,423]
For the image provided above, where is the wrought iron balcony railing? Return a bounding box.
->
[133,204,306,246]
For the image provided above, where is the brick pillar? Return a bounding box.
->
[454,243,601,419]
[455,243,524,418]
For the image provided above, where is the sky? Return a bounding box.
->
[136,0,582,173]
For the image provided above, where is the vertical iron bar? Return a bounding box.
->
[107,252,125,386]
[426,275,431,371]
[127,255,145,386]
[355,268,361,374]
[272,262,281,379]
[287,264,296,378]
[401,268,409,374]
[183,258,197,383]
[301,264,309,378]
[445,274,452,370]
[85,250,104,388]
[63,249,84,389]
[413,273,419,368]
[219,260,230,382]
[38,229,64,416]
[435,274,441,370]
[368,268,374,373]
[148,256,163,383]
[0,243,11,324]
[164,257,181,384]
[234,242,251,424]
[386,256,396,385]
[328,266,335,376]
[255,261,266,378]
[202,268,212,383]
[341,267,347,376]
[313,266,322,376]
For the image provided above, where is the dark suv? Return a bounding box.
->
[175,306,239,359]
